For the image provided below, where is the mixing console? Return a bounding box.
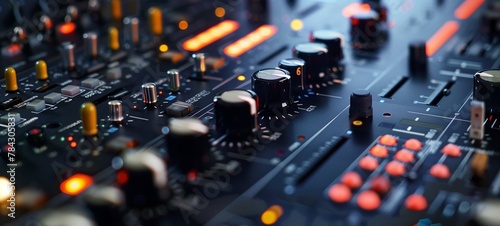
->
[1,0,500,225]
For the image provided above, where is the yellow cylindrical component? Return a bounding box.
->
[35,60,48,80]
[110,0,122,21]
[4,67,18,92]
[148,7,163,35]
[108,26,120,51]
[81,102,98,136]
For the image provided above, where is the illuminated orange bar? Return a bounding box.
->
[455,0,484,20]
[182,20,239,52]
[342,3,371,18]
[60,174,93,196]
[224,25,278,58]
[426,21,460,56]
[58,22,76,35]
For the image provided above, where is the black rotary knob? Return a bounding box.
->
[292,42,329,85]
[362,0,388,22]
[474,70,500,116]
[349,89,373,119]
[119,150,170,208]
[279,58,305,94]
[252,68,292,114]
[84,186,126,226]
[214,89,259,139]
[166,118,210,173]
[350,10,381,50]
[26,126,46,148]
[409,41,427,73]
[310,30,344,63]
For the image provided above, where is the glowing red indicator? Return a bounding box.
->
[58,22,76,35]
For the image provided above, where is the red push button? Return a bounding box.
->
[430,163,450,179]
[370,175,391,195]
[359,156,379,171]
[328,184,352,204]
[357,190,381,211]
[341,171,363,189]
[385,161,406,177]
[395,149,415,163]
[405,194,428,211]
[379,135,397,146]
[442,144,461,157]
[404,139,422,151]
[370,145,389,158]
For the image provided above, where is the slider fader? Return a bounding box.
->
[1,0,500,225]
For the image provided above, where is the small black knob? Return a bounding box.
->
[84,186,126,226]
[350,89,373,119]
[251,68,292,114]
[409,41,427,73]
[278,58,305,94]
[166,118,210,173]
[26,126,46,148]
[310,30,344,63]
[119,150,170,208]
[350,11,381,50]
[292,42,329,85]
[214,89,259,139]
[362,0,388,22]
[474,70,500,116]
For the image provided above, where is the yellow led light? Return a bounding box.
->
[0,177,10,201]
[179,20,189,30]
[159,44,169,52]
[182,20,240,52]
[237,75,246,81]
[261,205,283,225]
[224,25,277,57]
[215,7,226,18]
[60,174,93,196]
[290,19,304,31]
[353,120,363,126]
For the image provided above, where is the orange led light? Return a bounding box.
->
[67,136,74,142]
[215,7,226,18]
[342,3,371,18]
[70,142,77,148]
[224,25,277,57]
[8,44,21,55]
[426,21,460,56]
[455,0,484,20]
[59,22,76,35]
[261,205,283,225]
[60,174,93,195]
[179,20,189,30]
[182,20,239,52]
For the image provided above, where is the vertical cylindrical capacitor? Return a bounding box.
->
[83,32,98,58]
[108,100,123,122]
[60,42,76,70]
[35,60,48,81]
[142,82,158,105]
[123,17,139,46]
[167,69,181,92]
[192,53,206,76]
[81,102,98,136]
[108,27,120,51]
